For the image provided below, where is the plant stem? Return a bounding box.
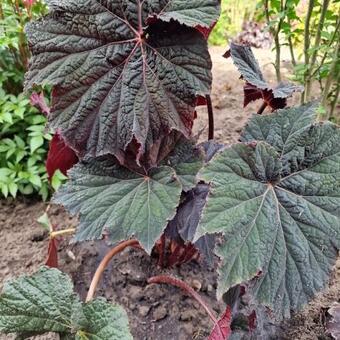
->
[330,82,339,119]
[311,14,340,78]
[257,102,268,115]
[265,0,285,82]
[302,0,315,103]
[148,275,219,325]
[86,239,140,302]
[206,95,214,140]
[322,40,340,118]
[288,19,296,67]
[305,0,330,99]
[50,228,76,238]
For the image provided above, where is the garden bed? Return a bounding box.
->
[0,47,337,340]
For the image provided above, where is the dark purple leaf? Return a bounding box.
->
[25,0,220,166]
[225,43,303,111]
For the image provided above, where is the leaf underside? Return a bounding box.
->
[196,103,340,318]
[25,0,220,164]
[0,267,132,340]
[166,183,216,265]
[53,157,183,253]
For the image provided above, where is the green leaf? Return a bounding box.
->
[54,158,182,253]
[196,109,340,318]
[1,184,9,198]
[8,182,18,197]
[37,212,51,231]
[29,174,42,187]
[75,299,133,340]
[0,267,133,340]
[0,168,12,181]
[25,0,219,163]
[30,136,44,153]
[0,266,80,336]
[241,102,318,174]
[51,169,68,191]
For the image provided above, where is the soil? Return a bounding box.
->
[0,47,339,340]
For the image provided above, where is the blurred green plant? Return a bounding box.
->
[0,0,54,200]
[209,0,257,45]
[258,0,339,121]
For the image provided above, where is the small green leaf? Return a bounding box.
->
[1,184,9,198]
[29,174,42,187]
[37,212,51,230]
[30,136,44,153]
[0,267,133,339]
[0,168,12,181]
[75,299,133,340]
[8,182,18,197]
[51,169,68,191]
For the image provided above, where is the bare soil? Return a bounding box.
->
[0,47,338,340]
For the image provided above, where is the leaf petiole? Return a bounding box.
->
[50,228,76,239]
[86,239,140,302]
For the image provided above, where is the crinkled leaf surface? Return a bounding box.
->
[162,138,204,191]
[151,0,221,28]
[226,43,267,90]
[0,267,132,339]
[226,43,303,109]
[196,106,340,318]
[25,0,219,163]
[54,157,182,253]
[241,102,318,175]
[75,299,132,340]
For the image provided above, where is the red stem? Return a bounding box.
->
[257,102,268,115]
[148,275,218,325]
[86,239,140,302]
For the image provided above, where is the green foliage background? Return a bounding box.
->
[209,0,257,45]
[0,0,52,200]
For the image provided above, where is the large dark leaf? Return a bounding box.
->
[0,267,132,339]
[196,104,340,318]
[53,157,182,253]
[225,43,303,111]
[25,0,220,164]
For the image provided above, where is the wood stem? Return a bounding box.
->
[86,239,139,302]
[302,0,315,103]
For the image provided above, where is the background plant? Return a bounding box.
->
[0,0,52,199]
[209,0,258,45]
[258,0,340,120]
